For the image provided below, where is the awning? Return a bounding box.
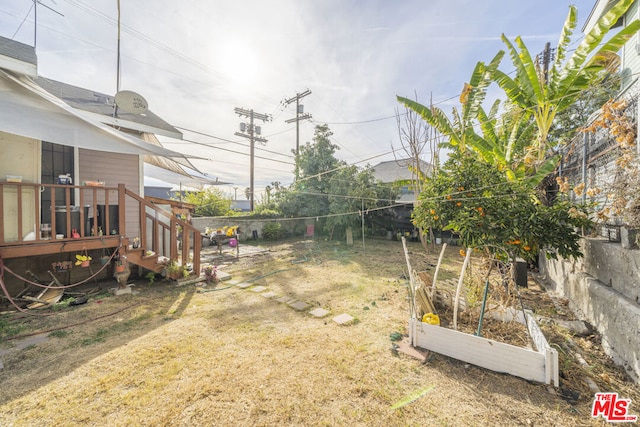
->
[141,132,200,176]
[0,70,205,168]
[144,163,229,190]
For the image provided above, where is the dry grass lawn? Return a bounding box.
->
[0,238,637,426]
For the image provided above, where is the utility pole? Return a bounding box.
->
[284,89,312,180]
[536,42,554,85]
[234,107,270,212]
[542,41,551,84]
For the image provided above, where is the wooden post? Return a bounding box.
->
[453,248,472,330]
[401,236,416,320]
[430,243,447,299]
[118,184,126,237]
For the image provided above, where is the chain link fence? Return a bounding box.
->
[558,83,639,241]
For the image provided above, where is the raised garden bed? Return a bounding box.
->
[409,307,559,386]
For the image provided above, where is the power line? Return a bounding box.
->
[175,126,295,159]
[11,3,34,39]
[178,137,293,165]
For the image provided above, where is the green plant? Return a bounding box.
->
[262,222,285,240]
[0,317,26,339]
[166,261,190,279]
[146,271,157,285]
[492,1,640,163]
[49,329,70,338]
[52,297,74,311]
[413,152,590,262]
[75,254,92,265]
[80,328,109,346]
[179,188,233,216]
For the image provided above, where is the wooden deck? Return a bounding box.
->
[0,182,200,275]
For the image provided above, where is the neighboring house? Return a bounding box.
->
[0,36,202,298]
[370,158,432,236]
[584,0,640,97]
[371,158,432,203]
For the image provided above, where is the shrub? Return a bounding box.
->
[262,222,285,240]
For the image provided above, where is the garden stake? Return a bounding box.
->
[475,278,490,337]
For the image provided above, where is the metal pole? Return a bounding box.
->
[361,198,365,251]
[295,97,300,180]
[250,110,255,212]
[581,131,588,204]
[33,0,37,48]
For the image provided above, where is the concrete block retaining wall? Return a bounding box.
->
[539,238,640,382]
[191,217,310,241]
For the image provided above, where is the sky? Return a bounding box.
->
[0,0,597,199]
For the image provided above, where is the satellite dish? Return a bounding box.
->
[114,90,148,114]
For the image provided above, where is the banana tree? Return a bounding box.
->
[493,1,640,162]
[397,51,504,154]
[475,102,552,185]
[400,55,552,187]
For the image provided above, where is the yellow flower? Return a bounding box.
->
[459,249,466,257]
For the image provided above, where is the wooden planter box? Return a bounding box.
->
[409,309,558,386]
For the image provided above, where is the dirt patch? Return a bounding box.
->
[0,238,637,426]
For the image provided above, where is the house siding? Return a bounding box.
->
[622,0,640,90]
[0,132,40,241]
[78,149,141,238]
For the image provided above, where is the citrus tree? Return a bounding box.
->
[413,152,589,261]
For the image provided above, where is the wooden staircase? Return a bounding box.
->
[120,185,201,277]
[124,248,165,273]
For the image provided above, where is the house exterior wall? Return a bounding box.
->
[0,132,40,241]
[78,148,141,238]
[622,0,640,91]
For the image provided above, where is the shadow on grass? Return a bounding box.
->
[0,278,195,403]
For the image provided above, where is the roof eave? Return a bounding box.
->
[583,0,618,33]
[82,110,183,139]
[0,55,37,77]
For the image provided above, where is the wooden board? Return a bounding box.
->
[26,287,64,309]
[527,313,559,386]
[410,318,558,386]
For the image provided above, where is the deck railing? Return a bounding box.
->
[0,181,200,274]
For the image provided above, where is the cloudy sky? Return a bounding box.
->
[1,0,595,198]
